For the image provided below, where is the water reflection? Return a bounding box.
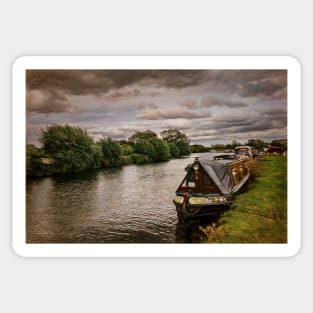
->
[27,153,219,243]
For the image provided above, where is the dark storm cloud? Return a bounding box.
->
[185,109,286,144]
[27,70,207,96]
[238,79,286,98]
[26,70,210,113]
[26,69,287,113]
[203,114,287,140]
[27,69,287,97]
[215,70,287,98]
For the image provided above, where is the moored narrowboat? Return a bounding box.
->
[234,145,254,158]
[173,156,251,222]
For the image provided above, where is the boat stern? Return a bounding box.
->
[173,193,232,222]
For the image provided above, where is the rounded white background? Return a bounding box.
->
[1,1,311,312]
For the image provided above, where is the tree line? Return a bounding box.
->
[26,124,287,177]
[26,125,193,177]
[210,139,287,151]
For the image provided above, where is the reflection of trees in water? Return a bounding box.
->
[51,169,99,184]
[175,215,222,243]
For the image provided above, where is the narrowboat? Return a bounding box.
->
[234,145,254,158]
[173,156,251,222]
[213,153,237,160]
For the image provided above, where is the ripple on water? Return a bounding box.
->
[26,153,216,243]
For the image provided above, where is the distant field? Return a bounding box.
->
[201,156,287,243]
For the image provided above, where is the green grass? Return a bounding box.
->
[200,156,287,243]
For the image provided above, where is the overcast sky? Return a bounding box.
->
[26,69,287,146]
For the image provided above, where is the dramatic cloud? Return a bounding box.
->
[26,69,288,146]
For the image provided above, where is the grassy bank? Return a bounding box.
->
[200,156,287,243]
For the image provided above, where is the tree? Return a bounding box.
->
[90,143,103,168]
[148,137,171,161]
[160,129,190,144]
[174,141,191,156]
[133,140,155,157]
[40,124,96,173]
[120,143,134,156]
[210,143,226,151]
[247,139,267,149]
[169,142,180,158]
[270,139,287,149]
[128,130,157,143]
[41,124,93,154]
[26,144,46,176]
[160,129,191,156]
[190,144,209,153]
[99,138,122,167]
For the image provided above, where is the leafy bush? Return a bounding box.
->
[27,125,102,176]
[148,137,171,161]
[133,140,155,157]
[121,143,134,156]
[174,141,191,156]
[168,142,180,158]
[121,155,134,166]
[99,138,122,167]
[128,130,157,143]
[131,153,149,164]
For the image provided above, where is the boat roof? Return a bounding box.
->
[198,159,233,195]
[234,145,252,150]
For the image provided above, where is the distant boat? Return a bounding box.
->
[234,145,254,158]
[173,156,251,222]
[213,153,237,160]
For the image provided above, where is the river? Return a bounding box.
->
[26,152,220,243]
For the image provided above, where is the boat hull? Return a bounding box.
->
[174,202,231,222]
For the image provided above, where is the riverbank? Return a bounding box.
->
[200,156,287,243]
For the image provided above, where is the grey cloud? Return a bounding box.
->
[181,99,199,109]
[26,69,287,146]
[159,119,194,130]
[27,88,70,113]
[137,107,205,120]
[138,102,159,110]
[238,79,285,98]
[206,70,287,98]
[106,87,141,98]
[26,70,209,113]
[201,96,248,108]
[27,70,209,95]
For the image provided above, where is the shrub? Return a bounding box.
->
[99,138,122,168]
[168,142,180,158]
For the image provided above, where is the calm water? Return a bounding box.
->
[27,153,219,243]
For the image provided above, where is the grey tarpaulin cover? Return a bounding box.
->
[199,159,233,195]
